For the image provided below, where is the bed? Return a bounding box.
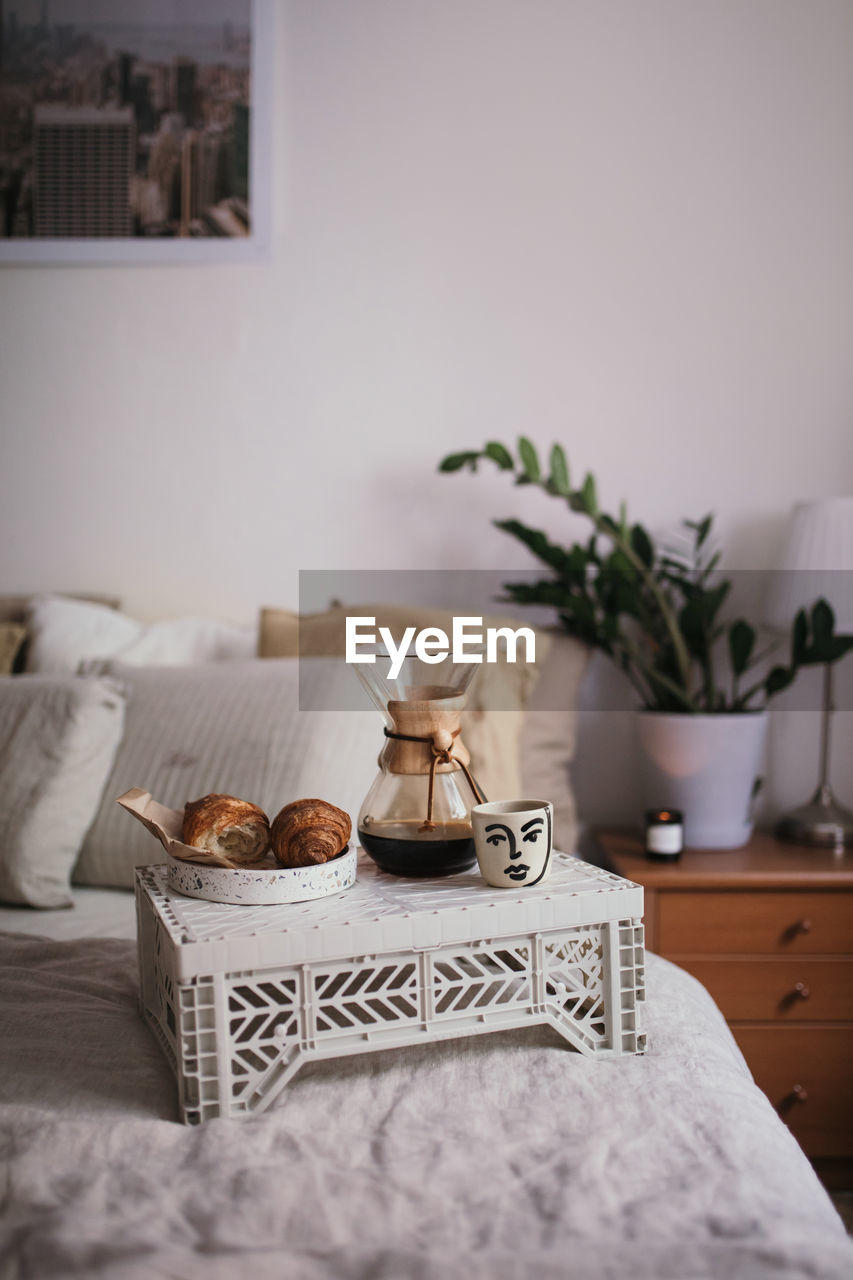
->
[1,594,851,1280]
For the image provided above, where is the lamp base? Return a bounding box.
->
[775,786,853,848]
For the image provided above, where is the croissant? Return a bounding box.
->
[182,794,271,865]
[270,798,351,868]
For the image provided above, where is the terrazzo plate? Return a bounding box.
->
[165,845,357,905]
[117,788,358,905]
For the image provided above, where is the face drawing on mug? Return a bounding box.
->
[484,815,546,884]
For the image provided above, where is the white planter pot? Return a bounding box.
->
[634,711,768,850]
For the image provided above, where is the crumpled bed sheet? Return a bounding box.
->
[0,933,850,1280]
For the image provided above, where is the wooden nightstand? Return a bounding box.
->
[594,829,853,1189]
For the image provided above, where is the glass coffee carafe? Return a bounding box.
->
[354,646,485,877]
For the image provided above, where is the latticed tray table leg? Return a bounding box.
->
[137,876,646,1124]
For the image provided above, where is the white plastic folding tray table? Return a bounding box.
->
[135,850,646,1124]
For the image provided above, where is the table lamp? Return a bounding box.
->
[764,496,853,847]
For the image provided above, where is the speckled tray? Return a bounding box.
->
[116,788,357,905]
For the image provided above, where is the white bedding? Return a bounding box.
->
[0,886,137,939]
[1,932,850,1280]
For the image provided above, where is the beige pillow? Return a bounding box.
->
[258,605,589,850]
[518,631,589,850]
[0,623,26,675]
[0,675,126,907]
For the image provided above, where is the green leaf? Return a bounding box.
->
[579,472,598,515]
[659,567,700,595]
[518,436,541,482]
[700,550,721,580]
[493,518,576,575]
[605,547,635,576]
[679,600,709,661]
[696,514,713,548]
[560,596,597,625]
[548,444,570,495]
[684,514,713,549]
[483,441,514,470]
[438,451,480,473]
[728,620,755,676]
[503,579,572,609]
[765,665,794,698]
[597,516,620,542]
[565,544,592,587]
[630,524,654,568]
[792,609,809,664]
[810,599,835,660]
[596,561,642,618]
[702,581,731,627]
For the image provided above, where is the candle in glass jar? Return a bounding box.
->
[644,809,683,859]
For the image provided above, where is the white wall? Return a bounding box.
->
[2,0,852,823]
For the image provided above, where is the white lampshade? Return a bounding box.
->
[764,496,853,635]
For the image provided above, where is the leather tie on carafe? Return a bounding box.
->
[382,724,486,831]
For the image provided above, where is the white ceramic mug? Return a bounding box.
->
[471,799,553,888]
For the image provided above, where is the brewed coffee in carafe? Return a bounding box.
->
[354,647,485,876]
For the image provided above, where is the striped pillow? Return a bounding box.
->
[0,676,126,905]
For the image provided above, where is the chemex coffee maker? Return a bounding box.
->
[354,644,485,877]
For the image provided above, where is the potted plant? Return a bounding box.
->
[439,438,853,848]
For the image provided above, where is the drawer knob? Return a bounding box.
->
[780,1084,809,1113]
[783,918,813,943]
[781,981,812,1011]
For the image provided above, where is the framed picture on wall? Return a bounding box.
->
[0,0,273,264]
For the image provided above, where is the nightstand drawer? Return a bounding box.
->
[657,891,853,955]
[733,1026,853,1158]
[676,958,853,1022]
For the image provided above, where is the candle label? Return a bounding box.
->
[646,824,683,855]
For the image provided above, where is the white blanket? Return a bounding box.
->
[0,934,850,1280]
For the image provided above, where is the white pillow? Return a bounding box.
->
[109,616,257,665]
[74,659,379,889]
[25,596,139,674]
[25,595,257,673]
[0,675,126,907]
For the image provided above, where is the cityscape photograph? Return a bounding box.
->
[0,0,253,240]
